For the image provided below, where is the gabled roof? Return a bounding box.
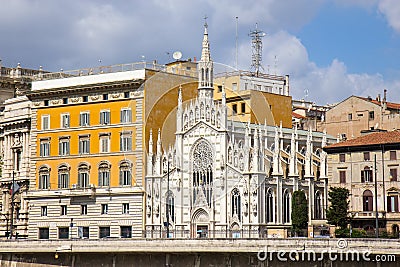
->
[323,130,400,152]
[358,96,400,110]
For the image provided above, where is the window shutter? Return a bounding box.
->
[361,171,365,183]
[395,196,399,212]
[388,196,392,212]
[119,170,123,186]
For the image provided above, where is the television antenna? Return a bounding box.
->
[172,51,182,61]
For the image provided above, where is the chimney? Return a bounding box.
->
[384,89,387,103]
[377,94,381,102]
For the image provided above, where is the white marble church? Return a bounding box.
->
[145,23,333,238]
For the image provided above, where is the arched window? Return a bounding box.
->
[363,190,373,211]
[166,191,175,223]
[98,161,111,187]
[58,164,70,189]
[78,163,90,188]
[283,190,291,223]
[119,160,132,186]
[38,166,50,189]
[314,191,322,219]
[231,188,241,221]
[192,140,213,207]
[361,166,373,182]
[265,188,274,223]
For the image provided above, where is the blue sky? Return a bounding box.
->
[0,0,399,104]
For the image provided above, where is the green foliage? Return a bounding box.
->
[335,228,367,238]
[326,187,350,229]
[291,190,308,236]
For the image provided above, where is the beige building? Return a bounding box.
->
[324,130,400,236]
[321,93,400,140]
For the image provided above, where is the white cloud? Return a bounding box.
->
[378,0,400,32]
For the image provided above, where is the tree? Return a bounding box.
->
[326,187,350,229]
[291,190,308,236]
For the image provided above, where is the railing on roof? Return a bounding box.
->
[32,61,198,81]
[214,70,286,81]
[0,64,45,80]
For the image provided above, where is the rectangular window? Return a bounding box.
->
[120,169,132,186]
[100,110,110,125]
[99,226,110,238]
[120,226,132,238]
[44,100,49,106]
[339,171,346,183]
[40,139,50,157]
[41,115,50,130]
[390,151,397,161]
[39,228,49,239]
[122,203,129,214]
[101,204,108,215]
[232,83,238,91]
[59,138,70,156]
[102,94,108,100]
[363,152,370,161]
[390,168,398,182]
[232,104,237,115]
[387,195,399,213]
[41,206,47,217]
[62,98,68,104]
[120,108,132,123]
[241,102,246,114]
[339,153,345,163]
[369,111,375,120]
[61,113,70,128]
[79,112,90,126]
[39,174,49,189]
[78,172,89,188]
[217,85,222,92]
[99,134,110,153]
[61,205,67,216]
[99,170,110,187]
[120,132,132,152]
[58,173,69,189]
[78,226,89,238]
[124,91,130,98]
[81,204,88,215]
[82,96,88,102]
[79,136,90,154]
[361,168,373,183]
[59,227,69,239]
[348,113,352,121]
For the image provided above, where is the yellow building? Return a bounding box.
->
[25,65,197,239]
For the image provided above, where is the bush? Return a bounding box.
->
[335,228,367,238]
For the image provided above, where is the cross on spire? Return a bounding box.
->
[204,15,208,28]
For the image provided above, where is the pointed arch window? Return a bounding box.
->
[283,190,291,223]
[314,191,322,219]
[192,140,213,207]
[265,188,274,223]
[231,188,241,221]
[166,191,175,223]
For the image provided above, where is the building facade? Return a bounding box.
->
[321,94,400,140]
[324,130,400,235]
[145,24,334,239]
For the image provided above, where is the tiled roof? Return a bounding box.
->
[324,130,400,149]
[292,112,306,119]
[359,97,400,110]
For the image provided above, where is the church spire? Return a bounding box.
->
[198,18,214,99]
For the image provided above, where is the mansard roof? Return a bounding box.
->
[323,130,400,153]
